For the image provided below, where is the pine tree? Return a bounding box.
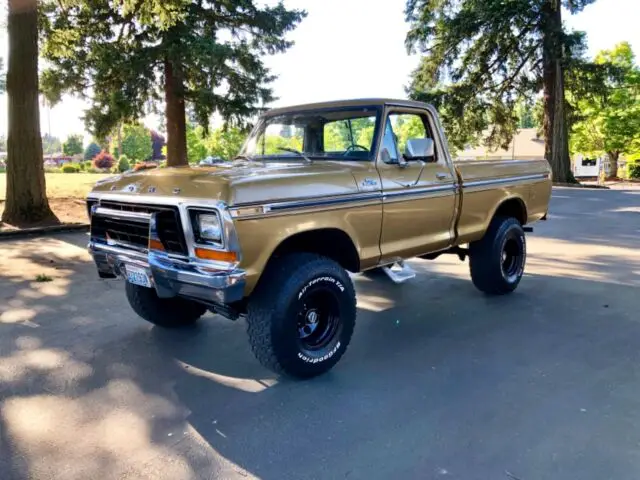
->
[404,0,596,182]
[2,0,57,226]
[40,1,305,167]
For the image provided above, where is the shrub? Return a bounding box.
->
[87,167,100,173]
[629,162,640,179]
[84,142,102,161]
[0,167,5,173]
[44,166,61,173]
[62,163,80,173]
[93,150,115,170]
[118,155,131,173]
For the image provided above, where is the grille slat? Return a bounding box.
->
[89,200,188,255]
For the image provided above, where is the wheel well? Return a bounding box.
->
[269,229,360,272]
[494,198,527,225]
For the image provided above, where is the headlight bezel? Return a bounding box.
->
[188,208,224,249]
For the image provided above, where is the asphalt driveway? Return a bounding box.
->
[1,186,639,480]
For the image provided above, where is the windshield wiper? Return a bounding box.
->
[277,147,312,163]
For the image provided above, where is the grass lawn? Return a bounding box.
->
[0,173,113,227]
[0,172,111,200]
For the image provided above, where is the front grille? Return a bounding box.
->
[89,200,188,255]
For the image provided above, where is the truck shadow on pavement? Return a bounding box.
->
[3,232,640,479]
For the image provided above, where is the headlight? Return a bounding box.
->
[196,213,222,244]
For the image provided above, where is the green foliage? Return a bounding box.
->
[93,151,115,170]
[206,126,247,160]
[569,42,640,159]
[41,1,306,139]
[393,115,425,153]
[404,0,595,151]
[515,99,538,129]
[118,155,131,172]
[62,163,81,173]
[186,124,209,164]
[44,166,61,173]
[323,117,376,152]
[42,134,62,155]
[84,142,102,161]
[119,123,152,162]
[629,162,640,179]
[35,274,53,283]
[62,134,84,156]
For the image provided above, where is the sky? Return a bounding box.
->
[0,0,638,143]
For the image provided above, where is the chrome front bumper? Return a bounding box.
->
[89,241,246,305]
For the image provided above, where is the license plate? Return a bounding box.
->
[125,265,152,288]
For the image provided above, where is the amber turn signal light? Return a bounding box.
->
[148,239,165,251]
[194,248,237,263]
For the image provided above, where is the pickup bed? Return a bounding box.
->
[87,98,552,378]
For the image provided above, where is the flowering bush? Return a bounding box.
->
[93,150,115,170]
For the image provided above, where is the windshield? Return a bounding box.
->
[240,106,381,161]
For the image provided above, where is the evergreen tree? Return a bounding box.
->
[84,142,102,161]
[41,0,306,166]
[404,0,596,182]
[3,0,57,226]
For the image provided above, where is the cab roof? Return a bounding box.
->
[263,98,434,117]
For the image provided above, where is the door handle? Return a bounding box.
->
[436,173,451,180]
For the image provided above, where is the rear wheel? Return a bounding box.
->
[246,253,356,379]
[469,216,526,295]
[125,282,207,328]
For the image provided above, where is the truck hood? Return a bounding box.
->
[90,160,373,206]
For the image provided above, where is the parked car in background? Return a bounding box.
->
[199,156,224,166]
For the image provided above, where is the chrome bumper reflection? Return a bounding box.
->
[88,241,246,305]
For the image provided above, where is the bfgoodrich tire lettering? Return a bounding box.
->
[246,253,356,379]
[469,216,526,295]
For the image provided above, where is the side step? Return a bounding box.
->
[381,261,416,284]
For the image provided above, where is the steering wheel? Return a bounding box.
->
[343,144,369,155]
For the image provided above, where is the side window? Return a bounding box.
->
[389,113,429,155]
[380,119,399,164]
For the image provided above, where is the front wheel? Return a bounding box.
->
[246,253,356,379]
[125,282,207,328]
[469,216,526,295]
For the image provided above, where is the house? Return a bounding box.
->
[43,154,74,166]
[454,128,545,161]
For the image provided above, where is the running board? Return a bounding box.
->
[381,261,416,284]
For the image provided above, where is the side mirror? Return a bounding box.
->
[404,138,435,162]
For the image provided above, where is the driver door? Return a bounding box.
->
[376,107,457,261]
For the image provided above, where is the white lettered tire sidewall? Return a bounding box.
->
[275,271,355,375]
[246,253,357,379]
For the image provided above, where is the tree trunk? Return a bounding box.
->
[2,0,58,227]
[541,0,573,184]
[164,58,188,167]
[607,151,619,179]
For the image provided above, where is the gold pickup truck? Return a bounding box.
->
[87,98,552,378]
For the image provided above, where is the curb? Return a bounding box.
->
[553,183,610,190]
[0,223,89,240]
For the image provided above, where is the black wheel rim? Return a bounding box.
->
[501,237,522,280]
[297,286,341,352]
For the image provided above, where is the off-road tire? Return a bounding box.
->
[469,216,526,295]
[125,282,207,328]
[246,253,357,379]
